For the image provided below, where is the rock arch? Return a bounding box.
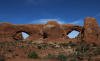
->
[0,17,100,45]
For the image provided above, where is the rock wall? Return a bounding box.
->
[0,17,100,45]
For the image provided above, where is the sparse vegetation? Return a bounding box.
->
[0,53,5,61]
[29,40,32,44]
[0,40,100,61]
[27,51,39,59]
[15,54,19,56]
[93,43,97,47]
[33,43,37,45]
[37,45,42,49]
[7,49,13,52]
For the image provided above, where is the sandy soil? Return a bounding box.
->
[5,58,59,61]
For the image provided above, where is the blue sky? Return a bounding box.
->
[0,0,100,39]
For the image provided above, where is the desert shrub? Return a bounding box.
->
[37,46,42,49]
[51,45,55,49]
[24,41,27,43]
[56,53,67,61]
[20,40,24,43]
[24,52,26,54]
[61,43,68,47]
[44,53,56,59]
[27,51,38,59]
[75,52,84,57]
[48,52,51,56]
[21,45,24,48]
[93,43,97,47]
[84,47,90,52]
[86,43,90,47]
[88,58,91,61]
[75,47,80,51]
[87,54,93,57]
[67,54,75,58]
[29,40,32,44]
[71,43,77,47]
[47,52,52,58]
[15,54,19,56]
[0,53,5,61]
[70,59,80,61]
[54,42,57,44]
[43,44,48,48]
[7,49,13,52]
[10,41,13,44]
[91,48,94,51]
[14,41,17,43]
[38,56,41,59]
[33,43,37,45]
[69,41,72,44]
[93,51,98,56]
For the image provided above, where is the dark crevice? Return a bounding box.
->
[43,32,47,39]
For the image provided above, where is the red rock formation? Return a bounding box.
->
[13,32,23,40]
[0,17,100,45]
[83,17,100,45]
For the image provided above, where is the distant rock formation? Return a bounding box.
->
[0,17,100,45]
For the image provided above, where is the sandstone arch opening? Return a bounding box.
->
[67,30,79,38]
[22,32,29,39]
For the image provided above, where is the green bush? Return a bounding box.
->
[71,43,77,47]
[43,44,48,48]
[75,47,80,51]
[33,43,37,45]
[38,56,41,59]
[75,53,84,57]
[84,47,89,52]
[88,58,91,61]
[37,46,42,49]
[61,43,68,47]
[69,41,72,44]
[86,43,90,47]
[27,51,38,59]
[29,40,32,44]
[51,45,55,49]
[24,52,26,54]
[7,49,13,52]
[14,41,17,43]
[56,53,67,61]
[20,40,24,43]
[0,53,5,61]
[15,54,19,56]
[48,52,51,56]
[21,45,24,48]
[93,43,97,47]
[93,52,98,56]
[87,54,93,57]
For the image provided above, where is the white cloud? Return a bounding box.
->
[69,20,80,24]
[31,18,66,24]
[68,19,84,26]
[94,13,100,17]
[96,13,100,17]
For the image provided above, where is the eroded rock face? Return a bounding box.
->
[13,32,23,40]
[0,17,100,45]
[83,17,100,44]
